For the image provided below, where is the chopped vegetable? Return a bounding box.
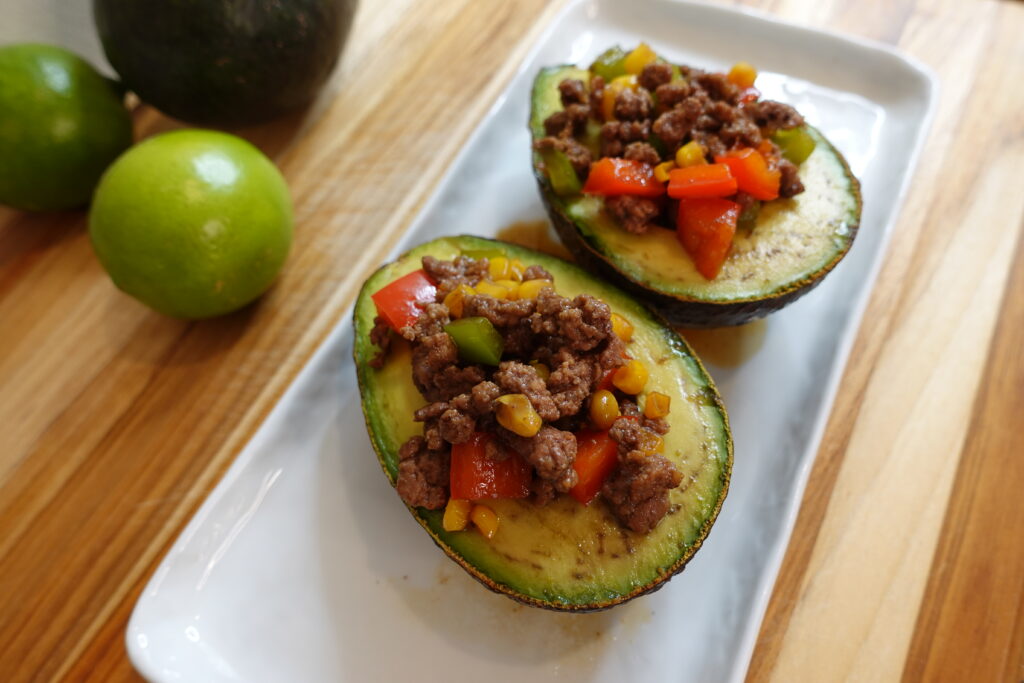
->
[610,312,634,341]
[443,283,474,318]
[569,430,619,505]
[596,368,617,393]
[450,432,531,500]
[623,43,657,75]
[676,197,740,279]
[589,389,620,431]
[653,160,675,182]
[470,504,500,539]
[473,279,508,300]
[739,86,760,104]
[602,74,638,120]
[444,316,504,365]
[613,359,649,394]
[442,499,472,532]
[589,45,629,82]
[529,360,550,381]
[517,278,552,299]
[675,140,707,168]
[772,126,817,165]
[495,394,542,437]
[666,163,738,199]
[583,157,666,198]
[644,391,671,419]
[727,61,757,88]
[371,269,437,332]
[508,259,527,282]
[540,148,582,196]
[715,148,780,200]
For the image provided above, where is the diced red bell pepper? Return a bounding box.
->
[450,432,531,500]
[582,158,666,198]
[677,197,740,280]
[371,269,437,332]
[666,163,738,199]
[570,430,619,505]
[715,148,780,201]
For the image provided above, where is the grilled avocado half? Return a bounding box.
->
[530,65,862,327]
[353,235,732,611]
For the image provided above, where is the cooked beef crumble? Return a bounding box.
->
[372,254,682,532]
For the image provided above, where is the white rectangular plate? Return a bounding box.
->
[127,1,935,681]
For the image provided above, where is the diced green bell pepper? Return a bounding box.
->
[445,317,504,365]
[772,126,816,165]
[590,46,628,81]
[541,149,581,196]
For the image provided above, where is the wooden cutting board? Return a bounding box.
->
[0,0,1022,680]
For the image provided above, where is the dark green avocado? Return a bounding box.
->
[530,64,863,328]
[353,235,732,611]
[93,0,356,127]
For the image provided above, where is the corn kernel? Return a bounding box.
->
[637,430,664,456]
[474,280,508,300]
[518,278,553,299]
[623,42,658,75]
[470,504,499,540]
[610,312,634,342]
[508,259,527,282]
[675,140,707,168]
[603,74,638,120]
[589,389,620,431]
[529,361,550,381]
[495,394,542,437]
[443,498,472,532]
[727,61,757,89]
[644,391,671,419]
[488,256,510,281]
[653,160,676,183]
[443,284,474,318]
[494,279,521,300]
[612,359,649,394]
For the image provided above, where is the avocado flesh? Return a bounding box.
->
[530,65,862,327]
[354,236,732,610]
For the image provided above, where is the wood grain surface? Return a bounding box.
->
[0,0,1021,681]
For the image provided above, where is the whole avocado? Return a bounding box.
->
[92,0,357,127]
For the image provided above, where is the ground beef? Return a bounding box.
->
[643,416,670,435]
[522,264,552,281]
[532,289,613,352]
[411,332,485,402]
[623,141,661,166]
[369,316,392,368]
[531,477,558,506]
[547,349,599,417]
[601,453,682,532]
[500,426,578,492]
[750,100,804,135]
[534,135,592,178]
[462,294,536,328]
[439,408,475,444]
[694,71,741,104]
[639,62,673,92]
[653,105,701,152]
[778,157,804,198]
[606,195,661,234]
[494,361,560,421]
[614,87,653,121]
[559,78,588,106]
[421,255,488,299]
[600,120,650,158]
[396,436,450,509]
[654,81,693,114]
[589,75,606,119]
[449,380,501,416]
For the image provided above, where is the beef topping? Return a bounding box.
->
[606,195,661,235]
[500,425,579,492]
[601,453,682,533]
[395,436,450,510]
[638,62,673,92]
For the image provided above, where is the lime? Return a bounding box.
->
[0,44,133,211]
[89,130,294,319]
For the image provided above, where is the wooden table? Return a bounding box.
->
[2,0,1022,680]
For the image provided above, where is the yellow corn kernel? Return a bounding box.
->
[623,42,658,75]
[675,140,707,168]
[473,279,508,300]
[488,256,511,281]
[529,361,550,381]
[518,278,553,299]
[727,61,757,88]
[610,312,634,342]
[508,259,527,282]
[442,284,474,318]
[470,504,499,540]
[494,279,521,300]
[603,74,639,120]
[589,389,620,431]
[637,430,664,456]
[495,394,542,437]
[612,359,649,394]
[644,391,671,419]
[443,498,472,532]
[653,160,676,183]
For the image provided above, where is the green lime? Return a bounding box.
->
[89,129,294,319]
[0,44,133,211]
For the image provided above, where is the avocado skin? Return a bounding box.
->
[93,0,357,126]
[353,235,732,611]
[530,65,863,329]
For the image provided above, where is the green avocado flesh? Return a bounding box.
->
[353,236,732,610]
[530,65,862,327]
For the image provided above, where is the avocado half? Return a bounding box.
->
[530,65,863,328]
[353,235,732,611]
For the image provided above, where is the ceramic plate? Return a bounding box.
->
[127,1,936,680]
